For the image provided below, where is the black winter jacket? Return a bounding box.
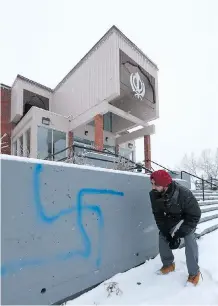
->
[149,181,201,237]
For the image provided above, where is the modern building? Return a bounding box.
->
[0,26,159,169]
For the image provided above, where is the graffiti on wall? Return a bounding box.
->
[1,163,124,276]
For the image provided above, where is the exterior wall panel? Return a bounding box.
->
[114,33,159,121]
[114,32,157,78]
[52,33,120,118]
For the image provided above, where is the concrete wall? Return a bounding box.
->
[1,155,159,305]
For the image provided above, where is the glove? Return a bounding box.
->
[169,236,181,249]
[165,233,173,243]
[160,232,173,243]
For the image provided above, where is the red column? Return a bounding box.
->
[94,114,103,151]
[144,135,151,170]
[68,131,74,159]
[1,85,12,155]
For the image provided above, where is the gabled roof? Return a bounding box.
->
[55,25,158,91]
[0,83,11,89]
[15,75,53,92]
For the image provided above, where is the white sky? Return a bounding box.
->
[1,0,217,169]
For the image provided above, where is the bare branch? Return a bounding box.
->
[180,148,218,181]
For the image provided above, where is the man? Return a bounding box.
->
[149,170,201,285]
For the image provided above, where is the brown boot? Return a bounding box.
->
[187,272,201,286]
[159,263,175,275]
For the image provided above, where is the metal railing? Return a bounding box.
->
[44,147,217,201]
[145,159,177,175]
[44,144,153,174]
[181,170,218,201]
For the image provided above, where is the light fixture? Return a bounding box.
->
[105,137,108,142]
[42,117,50,126]
[84,130,88,136]
[128,143,133,149]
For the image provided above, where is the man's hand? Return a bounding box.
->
[169,235,181,249]
[162,232,173,243]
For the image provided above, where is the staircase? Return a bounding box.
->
[193,189,218,238]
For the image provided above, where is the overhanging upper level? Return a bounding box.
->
[9,26,159,136]
[53,26,159,132]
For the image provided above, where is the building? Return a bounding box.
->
[0,26,159,169]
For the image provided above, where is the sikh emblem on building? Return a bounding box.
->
[130,72,145,100]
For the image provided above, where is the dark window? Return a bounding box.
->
[23,89,49,116]
[103,112,112,132]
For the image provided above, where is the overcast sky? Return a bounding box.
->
[1,0,217,169]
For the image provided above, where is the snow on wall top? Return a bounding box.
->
[0,154,151,178]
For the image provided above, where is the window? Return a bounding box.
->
[37,126,66,161]
[19,135,23,156]
[74,136,93,147]
[23,89,49,117]
[25,129,31,157]
[104,144,115,153]
[88,113,113,132]
[53,130,66,161]
[37,126,52,159]
[119,147,134,161]
[103,112,112,132]
[13,141,17,156]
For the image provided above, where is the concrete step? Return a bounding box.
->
[195,218,218,236]
[196,197,218,202]
[200,210,218,218]
[198,199,218,206]
[200,203,218,210]
[192,190,217,194]
[193,191,218,195]
[193,193,218,198]
[199,213,218,224]
[201,206,218,213]
[195,195,218,199]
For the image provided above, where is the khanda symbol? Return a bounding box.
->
[130,72,145,100]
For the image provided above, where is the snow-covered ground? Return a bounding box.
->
[66,230,218,305]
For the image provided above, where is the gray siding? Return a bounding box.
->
[52,27,158,123]
[52,33,120,118]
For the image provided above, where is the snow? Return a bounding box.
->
[197,196,218,201]
[196,219,218,233]
[200,204,218,210]
[199,199,218,205]
[0,154,150,178]
[200,210,218,218]
[192,190,217,194]
[65,230,218,305]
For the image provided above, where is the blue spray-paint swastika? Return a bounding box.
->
[1,163,124,276]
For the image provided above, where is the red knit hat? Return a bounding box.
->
[150,170,172,187]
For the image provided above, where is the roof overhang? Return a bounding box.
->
[116,125,155,145]
[69,101,150,132]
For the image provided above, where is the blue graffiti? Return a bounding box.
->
[1,164,124,276]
